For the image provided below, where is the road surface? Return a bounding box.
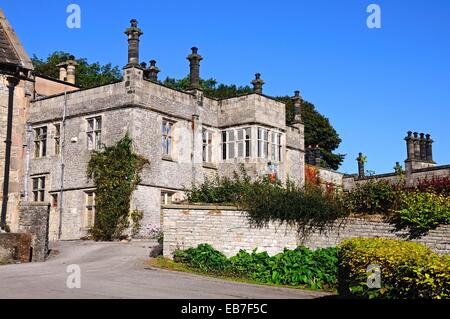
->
[0,241,331,299]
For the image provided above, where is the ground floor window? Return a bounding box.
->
[84,191,96,229]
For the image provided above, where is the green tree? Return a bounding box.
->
[276,96,344,170]
[162,76,253,99]
[31,51,123,88]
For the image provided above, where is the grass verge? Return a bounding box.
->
[146,257,336,294]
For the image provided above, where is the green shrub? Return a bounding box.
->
[395,191,450,236]
[174,244,339,290]
[240,180,348,232]
[173,244,230,274]
[343,180,400,215]
[338,238,450,299]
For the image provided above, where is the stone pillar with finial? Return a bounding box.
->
[148,60,160,82]
[187,47,203,90]
[124,19,143,68]
[251,73,265,94]
[291,90,302,124]
[357,153,366,179]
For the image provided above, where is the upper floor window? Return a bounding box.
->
[34,126,47,158]
[87,117,102,151]
[257,128,269,159]
[32,176,46,202]
[162,120,174,157]
[271,132,282,162]
[237,128,252,158]
[54,124,61,155]
[202,129,213,163]
[222,130,235,160]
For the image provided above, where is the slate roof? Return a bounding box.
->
[0,23,20,65]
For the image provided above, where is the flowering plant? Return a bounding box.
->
[145,223,164,244]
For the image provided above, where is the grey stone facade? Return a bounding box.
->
[163,205,450,258]
[26,67,305,240]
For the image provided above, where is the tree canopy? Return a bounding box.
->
[31,51,123,88]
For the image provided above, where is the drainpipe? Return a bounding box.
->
[23,123,32,202]
[1,75,20,231]
[58,87,68,239]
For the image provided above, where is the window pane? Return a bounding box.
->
[88,133,93,150]
[33,178,38,190]
[96,118,102,130]
[237,129,244,141]
[40,177,46,190]
[96,133,102,149]
[39,190,45,202]
[229,130,235,142]
[245,128,251,139]
[246,140,251,157]
[88,120,94,131]
[208,145,212,162]
[229,143,235,158]
[222,131,227,143]
[238,142,244,157]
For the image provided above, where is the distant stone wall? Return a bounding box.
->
[162,205,450,258]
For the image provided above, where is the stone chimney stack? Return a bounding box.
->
[405,131,414,161]
[291,90,302,123]
[124,19,143,68]
[148,60,160,82]
[66,57,77,85]
[187,47,203,89]
[357,153,365,179]
[251,73,265,94]
[405,131,436,174]
[57,63,67,82]
[413,132,421,160]
[419,133,427,160]
[426,134,434,162]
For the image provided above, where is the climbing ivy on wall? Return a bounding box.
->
[86,134,149,241]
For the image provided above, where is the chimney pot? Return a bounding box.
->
[148,59,160,82]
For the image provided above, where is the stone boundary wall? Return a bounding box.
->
[0,233,32,264]
[162,205,450,258]
[18,202,50,262]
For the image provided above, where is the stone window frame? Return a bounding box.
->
[221,129,235,160]
[86,116,102,151]
[32,176,46,202]
[162,119,174,159]
[202,129,214,163]
[257,127,269,159]
[34,126,48,158]
[54,123,61,155]
[236,127,252,159]
[83,190,96,229]
[161,190,176,205]
[271,131,283,163]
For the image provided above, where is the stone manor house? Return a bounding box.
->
[1,11,449,241]
[0,13,304,240]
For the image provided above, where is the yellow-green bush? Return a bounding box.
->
[338,238,450,299]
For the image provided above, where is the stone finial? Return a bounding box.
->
[251,73,265,94]
[187,47,203,89]
[291,90,302,123]
[124,19,144,68]
[357,152,366,179]
[148,59,160,82]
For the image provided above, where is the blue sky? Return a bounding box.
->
[2,0,450,174]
